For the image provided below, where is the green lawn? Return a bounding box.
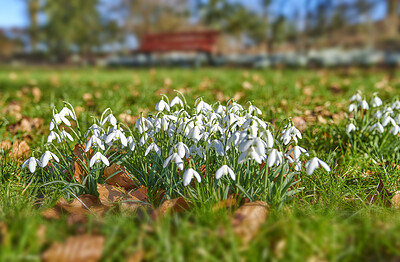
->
[1,67,400,261]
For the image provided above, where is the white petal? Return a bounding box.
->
[101,154,110,166]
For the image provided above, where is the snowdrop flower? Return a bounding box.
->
[305,157,330,175]
[105,128,127,147]
[60,130,74,141]
[49,113,71,130]
[346,123,356,133]
[239,137,266,158]
[350,93,362,102]
[391,124,400,135]
[211,139,225,156]
[248,105,262,115]
[267,149,283,167]
[85,124,102,137]
[163,153,184,170]
[359,100,369,110]
[170,142,189,159]
[187,125,202,143]
[238,146,263,164]
[135,116,153,134]
[139,133,148,146]
[170,96,184,107]
[260,130,274,148]
[215,165,235,180]
[189,145,205,159]
[85,135,105,152]
[373,110,383,119]
[145,142,161,156]
[281,125,302,145]
[371,96,382,107]
[287,145,309,161]
[40,151,60,168]
[101,113,117,126]
[183,168,201,186]
[382,115,396,127]
[127,136,135,151]
[60,107,76,120]
[22,157,40,173]
[89,152,110,167]
[392,100,400,110]
[47,131,61,143]
[348,103,357,112]
[370,123,384,133]
[196,100,212,114]
[155,100,170,112]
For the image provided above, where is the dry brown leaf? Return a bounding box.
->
[118,113,139,125]
[11,140,30,159]
[42,234,105,262]
[152,197,192,219]
[103,163,137,190]
[329,84,342,94]
[0,140,12,151]
[8,117,44,134]
[32,86,42,102]
[97,184,128,205]
[56,194,106,217]
[0,222,8,245]
[292,116,307,132]
[391,191,400,208]
[164,78,172,87]
[72,144,92,183]
[2,101,22,120]
[233,92,245,101]
[41,208,61,220]
[232,201,269,244]
[242,81,253,90]
[212,198,237,212]
[127,250,144,262]
[129,186,148,202]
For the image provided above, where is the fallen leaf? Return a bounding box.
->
[56,194,106,216]
[103,163,137,190]
[0,140,12,151]
[152,197,192,219]
[129,186,148,202]
[32,86,42,102]
[391,190,400,208]
[242,81,253,90]
[41,208,61,220]
[42,234,105,262]
[11,140,30,159]
[232,201,269,244]
[72,144,92,183]
[97,184,128,205]
[8,117,44,134]
[118,113,139,125]
[127,250,144,262]
[292,116,307,132]
[0,222,8,245]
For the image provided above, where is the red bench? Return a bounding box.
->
[136,30,220,54]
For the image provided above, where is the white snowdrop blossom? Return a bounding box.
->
[49,113,71,130]
[101,113,117,126]
[215,165,235,180]
[359,100,369,110]
[350,93,362,102]
[47,131,61,143]
[183,168,201,186]
[267,149,283,167]
[346,123,356,133]
[22,157,40,173]
[85,135,105,152]
[105,128,127,147]
[89,152,110,167]
[163,153,184,171]
[60,107,76,120]
[155,100,170,112]
[371,96,383,107]
[305,157,331,175]
[145,142,161,156]
[60,130,74,141]
[170,96,184,107]
[40,151,60,168]
[370,123,384,133]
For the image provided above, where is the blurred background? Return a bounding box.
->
[0,0,398,68]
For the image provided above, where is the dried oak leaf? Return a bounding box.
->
[0,140,12,151]
[40,208,61,220]
[391,191,400,208]
[8,117,44,134]
[103,163,138,190]
[152,197,192,220]
[129,186,148,202]
[32,86,42,102]
[56,194,106,216]
[232,201,269,244]
[42,234,105,262]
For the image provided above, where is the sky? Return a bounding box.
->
[0,0,388,28]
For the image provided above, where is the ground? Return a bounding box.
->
[1,67,400,261]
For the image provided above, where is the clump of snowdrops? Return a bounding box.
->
[23,93,330,206]
[346,91,400,160]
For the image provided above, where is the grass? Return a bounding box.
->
[1,66,400,261]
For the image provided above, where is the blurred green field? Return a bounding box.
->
[1,67,400,261]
